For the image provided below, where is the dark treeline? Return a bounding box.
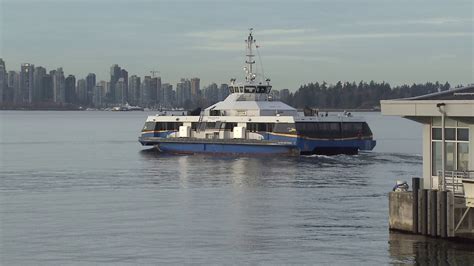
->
[284,81,452,109]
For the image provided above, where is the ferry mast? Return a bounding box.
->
[245,28,256,82]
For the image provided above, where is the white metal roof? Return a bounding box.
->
[206,93,296,111]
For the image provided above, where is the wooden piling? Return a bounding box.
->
[418,189,428,235]
[428,190,437,236]
[447,191,455,237]
[437,191,447,238]
[412,177,420,234]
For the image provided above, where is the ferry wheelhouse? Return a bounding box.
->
[139,30,376,155]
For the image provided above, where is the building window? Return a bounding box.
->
[431,118,469,176]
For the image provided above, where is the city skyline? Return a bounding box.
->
[0,58,238,108]
[2,0,472,90]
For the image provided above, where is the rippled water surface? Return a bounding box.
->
[1,111,473,264]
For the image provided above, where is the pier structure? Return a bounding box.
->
[382,85,474,240]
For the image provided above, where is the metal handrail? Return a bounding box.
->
[438,170,474,195]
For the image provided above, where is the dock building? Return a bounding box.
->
[382,85,474,240]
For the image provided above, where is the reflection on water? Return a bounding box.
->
[389,231,474,265]
[4,111,472,264]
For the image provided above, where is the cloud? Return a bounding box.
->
[187,29,472,51]
[354,17,474,26]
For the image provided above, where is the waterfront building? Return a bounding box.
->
[128,75,141,106]
[191,77,200,98]
[53,68,65,104]
[33,66,47,102]
[0,59,6,104]
[150,77,161,105]
[8,71,20,103]
[280,89,290,103]
[116,77,126,104]
[92,85,103,107]
[76,79,86,105]
[86,73,96,106]
[218,83,229,102]
[203,83,218,106]
[109,64,121,102]
[162,83,174,107]
[19,63,35,104]
[42,74,54,102]
[141,76,152,106]
[382,85,474,239]
[176,78,191,107]
[65,75,76,103]
[120,69,128,103]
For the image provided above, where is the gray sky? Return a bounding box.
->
[1,0,473,90]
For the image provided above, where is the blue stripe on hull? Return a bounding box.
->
[139,131,376,155]
[156,143,297,155]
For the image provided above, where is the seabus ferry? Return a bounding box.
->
[139,29,376,155]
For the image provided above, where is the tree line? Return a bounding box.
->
[283,81,453,109]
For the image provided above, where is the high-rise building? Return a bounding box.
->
[34,66,47,102]
[176,78,191,107]
[65,75,76,103]
[53,68,65,103]
[150,77,161,105]
[190,77,200,99]
[9,71,20,103]
[86,73,96,106]
[92,85,103,107]
[128,75,141,106]
[116,77,126,104]
[110,64,121,102]
[204,83,218,105]
[42,74,53,102]
[162,83,174,107]
[218,83,229,101]
[0,59,6,104]
[19,63,35,103]
[98,80,109,100]
[141,76,152,106]
[280,89,290,103]
[76,79,86,105]
[120,69,128,103]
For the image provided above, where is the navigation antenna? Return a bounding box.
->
[245,28,256,82]
[255,42,266,81]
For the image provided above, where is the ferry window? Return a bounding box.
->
[341,123,363,138]
[244,86,256,93]
[229,87,234,93]
[257,86,267,93]
[225,123,236,130]
[273,123,296,134]
[142,122,156,131]
[210,110,220,116]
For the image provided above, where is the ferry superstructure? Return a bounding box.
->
[138,29,376,155]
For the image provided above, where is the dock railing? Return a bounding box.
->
[438,170,474,196]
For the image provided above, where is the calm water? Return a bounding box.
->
[0,111,473,264]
